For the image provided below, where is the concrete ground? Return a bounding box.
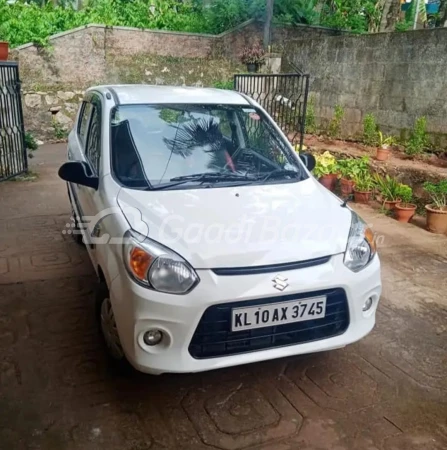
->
[0,144,446,450]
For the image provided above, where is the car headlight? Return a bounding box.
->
[123,230,199,294]
[344,211,376,272]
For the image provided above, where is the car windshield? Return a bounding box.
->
[110,103,307,190]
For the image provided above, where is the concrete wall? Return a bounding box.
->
[12,20,447,144]
[11,21,343,87]
[9,20,341,140]
[283,28,447,145]
[21,55,241,140]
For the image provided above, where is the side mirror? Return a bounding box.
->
[58,161,99,190]
[299,152,316,172]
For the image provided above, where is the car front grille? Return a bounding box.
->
[188,288,350,359]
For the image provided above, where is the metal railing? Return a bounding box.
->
[234,72,310,150]
[0,62,27,181]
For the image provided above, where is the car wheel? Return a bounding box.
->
[96,282,131,371]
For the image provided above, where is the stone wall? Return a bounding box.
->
[12,20,343,87]
[22,55,241,140]
[11,20,341,140]
[283,28,447,145]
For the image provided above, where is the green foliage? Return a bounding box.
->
[305,95,317,134]
[328,104,344,138]
[0,0,216,47]
[363,113,378,146]
[353,172,373,191]
[201,0,252,34]
[313,151,337,177]
[320,0,382,33]
[377,131,395,148]
[337,156,370,180]
[423,180,447,209]
[397,184,413,204]
[51,120,68,140]
[0,0,392,49]
[406,117,429,156]
[213,80,234,90]
[274,0,319,26]
[373,174,407,202]
[395,20,411,32]
[24,131,38,150]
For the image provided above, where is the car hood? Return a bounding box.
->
[117,179,352,269]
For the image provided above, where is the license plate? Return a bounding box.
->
[231,296,327,332]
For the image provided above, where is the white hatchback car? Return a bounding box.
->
[58,85,381,374]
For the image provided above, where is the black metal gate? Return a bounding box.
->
[0,62,27,181]
[234,73,310,149]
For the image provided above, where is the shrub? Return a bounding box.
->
[373,174,402,201]
[423,180,447,210]
[405,117,429,156]
[373,173,413,206]
[241,44,265,65]
[378,131,396,148]
[397,184,413,205]
[313,151,337,178]
[363,113,378,146]
[337,156,370,181]
[328,105,344,138]
[24,131,38,151]
[353,172,374,192]
[51,120,68,140]
[213,80,234,90]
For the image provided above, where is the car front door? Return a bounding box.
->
[71,93,104,268]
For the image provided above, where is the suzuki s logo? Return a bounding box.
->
[272,275,289,291]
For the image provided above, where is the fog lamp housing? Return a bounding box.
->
[143,329,163,346]
[363,297,373,312]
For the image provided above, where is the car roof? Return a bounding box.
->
[88,84,250,106]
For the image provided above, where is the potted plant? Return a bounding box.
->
[0,41,8,61]
[394,185,416,223]
[241,44,265,73]
[423,180,447,234]
[373,174,402,210]
[376,132,395,161]
[313,151,338,191]
[337,156,370,196]
[353,173,374,204]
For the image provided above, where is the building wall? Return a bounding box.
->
[283,28,447,144]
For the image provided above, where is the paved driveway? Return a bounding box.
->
[0,145,446,450]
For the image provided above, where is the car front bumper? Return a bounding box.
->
[109,254,381,374]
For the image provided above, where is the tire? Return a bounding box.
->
[95,281,132,373]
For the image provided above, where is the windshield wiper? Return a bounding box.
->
[260,169,301,182]
[151,172,257,190]
[170,172,257,182]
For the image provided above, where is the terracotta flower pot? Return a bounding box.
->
[381,199,401,211]
[354,189,371,204]
[376,147,390,161]
[340,178,355,196]
[0,42,9,61]
[318,173,337,191]
[246,63,259,73]
[425,205,447,234]
[394,203,416,223]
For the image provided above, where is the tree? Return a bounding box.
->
[379,0,401,31]
[440,0,447,26]
[263,0,274,49]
